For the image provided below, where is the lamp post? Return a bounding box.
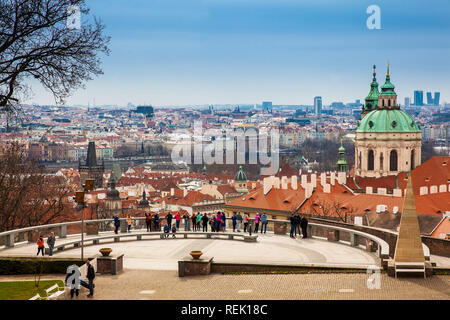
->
[75,179,95,261]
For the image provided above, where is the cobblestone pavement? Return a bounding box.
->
[27,269,447,300]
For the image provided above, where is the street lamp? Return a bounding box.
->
[75,179,95,261]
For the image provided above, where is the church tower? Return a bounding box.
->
[362,65,380,118]
[355,64,422,178]
[337,138,348,173]
[79,141,105,189]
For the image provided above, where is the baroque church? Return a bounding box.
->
[355,64,422,178]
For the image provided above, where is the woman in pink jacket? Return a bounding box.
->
[254,213,260,233]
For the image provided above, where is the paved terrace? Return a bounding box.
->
[1,271,448,300]
[0,231,381,270]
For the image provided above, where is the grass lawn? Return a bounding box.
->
[0,280,64,300]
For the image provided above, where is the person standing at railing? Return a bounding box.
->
[202,213,209,232]
[196,212,202,231]
[183,212,189,231]
[153,213,160,231]
[36,235,45,256]
[210,214,217,232]
[113,216,120,234]
[236,212,243,232]
[215,212,221,232]
[300,216,309,238]
[220,212,226,232]
[47,232,55,256]
[166,212,173,230]
[260,213,268,234]
[231,212,237,232]
[289,215,296,239]
[145,213,152,232]
[191,213,197,232]
[127,215,132,232]
[254,213,260,233]
[175,212,181,230]
[295,214,301,237]
[244,213,249,232]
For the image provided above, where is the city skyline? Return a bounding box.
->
[23,0,450,107]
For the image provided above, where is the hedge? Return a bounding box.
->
[0,257,86,275]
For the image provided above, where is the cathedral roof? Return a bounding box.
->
[234,165,247,182]
[356,109,420,133]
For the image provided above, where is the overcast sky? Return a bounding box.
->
[27,0,450,107]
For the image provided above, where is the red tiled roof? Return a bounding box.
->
[226,185,305,213]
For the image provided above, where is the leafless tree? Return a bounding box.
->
[310,198,355,223]
[0,143,73,232]
[0,0,110,112]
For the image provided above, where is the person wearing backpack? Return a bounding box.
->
[260,213,268,234]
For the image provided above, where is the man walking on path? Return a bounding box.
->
[231,213,237,232]
[113,216,120,234]
[236,212,243,232]
[80,260,95,298]
[36,235,45,256]
[47,232,55,256]
[300,216,309,238]
[260,213,268,234]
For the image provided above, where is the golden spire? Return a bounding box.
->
[386,61,390,77]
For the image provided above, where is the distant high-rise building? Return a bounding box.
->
[434,92,440,106]
[405,97,411,108]
[314,96,322,115]
[414,90,424,106]
[262,101,272,111]
[426,92,433,105]
[426,92,440,106]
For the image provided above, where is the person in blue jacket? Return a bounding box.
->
[113,216,120,234]
[260,213,268,234]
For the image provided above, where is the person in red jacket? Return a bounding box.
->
[36,235,45,256]
[175,212,181,230]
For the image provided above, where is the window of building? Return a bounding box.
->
[368,150,374,171]
[390,150,398,171]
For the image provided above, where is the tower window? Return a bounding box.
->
[411,150,415,170]
[368,150,374,171]
[390,150,398,171]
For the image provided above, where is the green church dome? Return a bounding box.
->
[356,109,420,133]
[235,165,247,182]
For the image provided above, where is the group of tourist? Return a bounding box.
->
[289,214,309,239]
[36,232,56,257]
